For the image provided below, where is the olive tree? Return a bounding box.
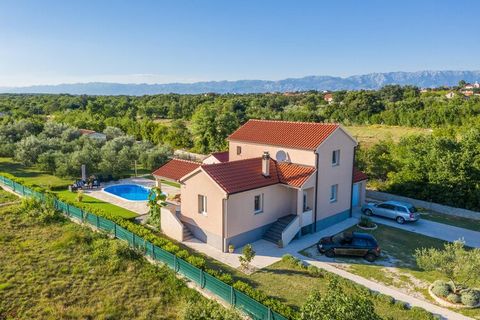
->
[415,240,480,292]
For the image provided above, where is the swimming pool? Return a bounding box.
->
[103,184,152,201]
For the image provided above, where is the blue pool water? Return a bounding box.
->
[104,184,152,201]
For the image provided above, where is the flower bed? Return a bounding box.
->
[428,280,480,309]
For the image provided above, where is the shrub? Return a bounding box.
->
[186,256,206,269]
[179,298,242,320]
[431,280,451,298]
[163,242,180,254]
[461,290,480,307]
[359,216,375,228]
[446,293,461,304]
[176,249,189,259]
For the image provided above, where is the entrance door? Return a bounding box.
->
[352,183,360,207]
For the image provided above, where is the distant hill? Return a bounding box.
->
[1,70,479,95]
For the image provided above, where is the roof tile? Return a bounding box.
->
[228,119,339,150]
[152,159,201,181]
[353,167,368,183]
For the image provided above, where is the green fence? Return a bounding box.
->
[0,175,287,320]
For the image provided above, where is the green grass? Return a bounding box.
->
[161,179,181,188]
[420,211,480,232]
[0,157,72,189]
[0,188,18,204]
[0,203,236,319]
[345,125,431,147]
[54,190,138,219]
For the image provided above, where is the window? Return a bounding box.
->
[254,194,263,214]
[236,146,242,155]
[378,203,395,210]
[352,238,368,247]
[396,206,408,213]
[332,149,340,166]
[198,195,207,214]
[303,191,307,212]
[330,184,338,202]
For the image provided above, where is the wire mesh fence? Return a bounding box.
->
[0,175,287,320]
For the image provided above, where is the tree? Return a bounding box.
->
[103,126,125,140]
[147,186,167,228]
[299,279,380,320]
[415,240,480,292]
[238,244,256,270]
[15,135,46,166]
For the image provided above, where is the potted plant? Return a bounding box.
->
[228,244,234,253]
[77,190,84,203]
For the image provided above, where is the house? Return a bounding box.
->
[324,93,334,103]
[78,129,107,141]
[153,120,367,252]
[445,91,456,99]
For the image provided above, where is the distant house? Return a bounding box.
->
[324,93,334,103]
[79,129,107,141]
[445,91,456,99]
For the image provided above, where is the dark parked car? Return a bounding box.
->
[317,232,381,262]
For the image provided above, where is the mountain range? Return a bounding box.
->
[1,70,479,95]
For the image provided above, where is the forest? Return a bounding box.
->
[0,84,479,210]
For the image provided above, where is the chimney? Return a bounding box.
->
[262,152,270,177]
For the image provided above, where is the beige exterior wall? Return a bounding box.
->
[228,140,316,166]
[314,128,356,221]
[225,184,295,238]
[160,207,184,242]
[180,170,226,238]
[202,155,221,164]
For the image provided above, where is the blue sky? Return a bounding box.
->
[0,0,479,86]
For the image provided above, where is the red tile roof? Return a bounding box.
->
[277,162,316,188]
[228,119,339,150]
[201,157,315,194]
[202,158,280,194]
[353,167,368,183]
[210,151,229,163]
[79,129,96,135]
[152,158,201,181]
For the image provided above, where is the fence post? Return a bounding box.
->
[66,203,70,216]
[268,308,272,320]
[174,256,178,273]
[132,233,135,248]
[200,270,205,288]
[114,224,117,238]
[230,286,235,306]
[96,215,99,228]
[22,185,25,195]
[152,244,156,260]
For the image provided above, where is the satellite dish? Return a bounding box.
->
[276,150,287,162]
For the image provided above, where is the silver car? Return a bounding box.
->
[361,200,420,224]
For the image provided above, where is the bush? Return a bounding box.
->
[431,280,451,298]
[179,298,242,320]
[186,256,206,269]
[461,290,480,307]
[446,293,461,304]
[359,216,375,228]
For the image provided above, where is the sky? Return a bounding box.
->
[0,0,479,87]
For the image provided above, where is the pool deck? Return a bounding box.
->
[84,177,180,216]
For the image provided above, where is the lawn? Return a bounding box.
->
[0,203,237,319]
[0,187,18,204]
[54,190,138,219]
[420,210,480,232]
[345,125,431,147]
[299,224,480,318]
[0,157,71,189]
[161,179,181,188]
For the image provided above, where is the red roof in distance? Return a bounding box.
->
[152,158,201,182]
[228,119,339,150]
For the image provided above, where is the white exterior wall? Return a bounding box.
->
[314,128,356,222]
[228,140,316,166]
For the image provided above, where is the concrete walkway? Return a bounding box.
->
[353,211,480,248]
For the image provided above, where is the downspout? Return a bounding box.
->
[349,146,356,217]
[313,152,319,232]
[222,195,228,252]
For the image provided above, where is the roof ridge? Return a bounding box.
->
[201,156,262,168]
[170,157,202,164]
[246,119,340,126]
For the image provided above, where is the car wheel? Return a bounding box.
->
[396,216,405,224]
[364,253,376,262]
[364,209,373,216]
[325,249,335,258]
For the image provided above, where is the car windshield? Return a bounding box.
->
[408,206,417,213]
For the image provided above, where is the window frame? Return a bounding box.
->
[330,184,338,203]
[254,194,263,214]
[198,194,207,215]
[332,149,340,166]
[236,146,242,155]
